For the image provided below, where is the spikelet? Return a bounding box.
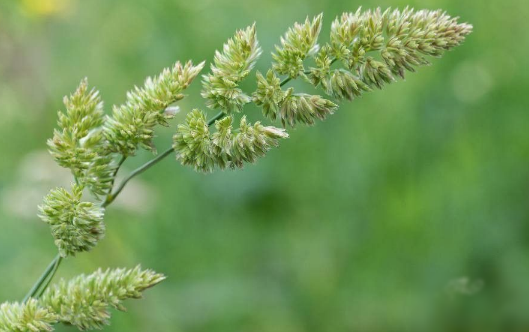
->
[253,70,285,120]
[202,24,262,114]
[0,300,57,332]
[272,14,323,79]
[38,184,105,257]
[173,111,288,172]
[47,79,115,198]
[230,116,289,169]
[172,109,215,172]
[278,89,338,127]
[39,266,165,331]
[308,45,333,91]
[327,69,372,100]
[105,61,205,156]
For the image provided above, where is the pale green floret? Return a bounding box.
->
[202,24,262,114]
[279,89,338,127]
[39,266,165,331]
[253,70,285,120]
[173,110,288,172]
[360,56,395,89]
[308,45,333,90]
[172,109,215,172]
[47,79,115,198]
[272,13,323,79]
[0,300,57,332]
[328,69,372,100]
[38,184,105,257]
[230,116,289,169]
[105,60,205,156]
[211,116,234,169]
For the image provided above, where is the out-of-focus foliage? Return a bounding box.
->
[0,0,527,332]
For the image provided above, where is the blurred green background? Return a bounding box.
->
[0,0,527,331]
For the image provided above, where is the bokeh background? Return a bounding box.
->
[0,0,527,331]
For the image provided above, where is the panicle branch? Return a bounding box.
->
[202,24,262,114]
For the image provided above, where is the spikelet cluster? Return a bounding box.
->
[253,69,338,127]
[253,70,284,120]
[38,184,105,257]
[272,14,323,78]
[105,61,204,156]
[202,25,262,114]
[173,110,288,172]
[313,8,473,94]
[39,266,164,331]
[258,9,471,127]
[47,79,115,197]
[0,300,57,332]
[279,89,338,127]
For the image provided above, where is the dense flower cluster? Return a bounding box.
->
[279,90,338,127]
[272,14,323,78]
[47,79,115,197]
[105,61,204,156]
[0,300,57,332]
[39,266,165,330]
[38,184,105,257]
[173,109,288,172]
[255,9,472,127]
[323,8,473,89]
[253,70,284,120]
[202,25,262,114]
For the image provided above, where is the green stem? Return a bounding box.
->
[280,77,292,86]
[36,256,63,298]
[23,254,61,303]
[207,111,225,125]
[102,155,127,206]
[102,147,174,208]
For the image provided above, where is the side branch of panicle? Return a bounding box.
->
[47,79,115,198]
[256,8,472,128]
[105,60,205,156]
[38,184,105,257]
[201,24,262,114]
[39,266,165,330]
[173,109,288,172]
[0,300,58,332]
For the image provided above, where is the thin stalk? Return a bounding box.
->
[36,256,63,298]
[23,254,61,303]
[207,111,225,125]
[103,147,174,207]
[280,77,292,86]
[101,155,127,206]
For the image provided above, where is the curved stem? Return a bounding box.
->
[103,147,174,207]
